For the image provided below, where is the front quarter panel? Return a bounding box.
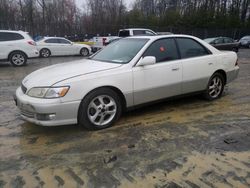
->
[54,66,134,107]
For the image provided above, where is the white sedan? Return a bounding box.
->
[36,37,91,57]
[15,35,239,130]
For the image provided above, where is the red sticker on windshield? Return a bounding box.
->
[160,47,165,52]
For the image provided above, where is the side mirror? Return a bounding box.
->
[137,56,156,66]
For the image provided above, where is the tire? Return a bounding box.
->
[9,51,27,66]
[203,73,225,100]
[80,48,89,57]
[78,88,122,130]
[40,48,51,58]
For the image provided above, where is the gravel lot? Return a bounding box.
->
[0,50,249,188]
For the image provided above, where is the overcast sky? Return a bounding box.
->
[75,0,135,11]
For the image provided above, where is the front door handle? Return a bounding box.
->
[208,62,213,65]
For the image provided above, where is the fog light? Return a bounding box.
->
[36,113,56,121]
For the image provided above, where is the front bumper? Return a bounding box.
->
[15,87,80,126]
[27,49,39,58]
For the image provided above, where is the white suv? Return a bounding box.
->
[0,30,39,66]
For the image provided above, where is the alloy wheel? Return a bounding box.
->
[87,95,117,126]
[12,54,25,66]
[208,76,223,98]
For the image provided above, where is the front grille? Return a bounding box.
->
[20,109,34,118]
[21,84,27,94]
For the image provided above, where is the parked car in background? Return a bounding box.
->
[204,37,239,52]
[118,28,157,37]
[239,36,250,48]
[15,35,239,130]
[36,37,91,58]
[91,28,157,53]
[0,30,39,66]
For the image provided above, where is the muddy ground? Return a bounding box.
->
[0,50,249,188]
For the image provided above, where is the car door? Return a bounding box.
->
[58,38,75,55]
[44,38,62,55]
[176,37,216,94]
[223,37,235,50]
[133,38,182,105]
[213,38,224,50]
[0,32,10,59]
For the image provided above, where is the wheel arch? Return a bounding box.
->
[40,48,51,55]
[213,69,227,84]
[8,50,28,60]
[79,85,127,111]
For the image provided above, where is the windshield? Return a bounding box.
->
[91,38,149,64]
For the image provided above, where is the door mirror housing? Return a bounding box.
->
[137,56,156,66]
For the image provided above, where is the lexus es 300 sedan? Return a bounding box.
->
[15,35,239,130]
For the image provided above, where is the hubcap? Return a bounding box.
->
[41,49,49,57]
[208,77,223,98]
[81,49,88,56]
[12,54,25,65]
[87,95,117,126]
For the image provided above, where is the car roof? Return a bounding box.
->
[127,34,199,40]
[120,28,154,31]
[43,37,66,39]
[0,30,27,34]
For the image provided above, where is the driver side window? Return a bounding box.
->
[143,38,179,63]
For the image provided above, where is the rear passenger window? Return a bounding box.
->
[0,32,24,41]
[143,38,179,63]
[176,38,209,59]
[58,39,71,44]
[133,30,146,35]
[45,39,59,43]
[224,38,234,43]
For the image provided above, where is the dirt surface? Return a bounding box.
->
[0,51,250,188]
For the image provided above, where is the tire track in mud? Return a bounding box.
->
[0,54,250,188]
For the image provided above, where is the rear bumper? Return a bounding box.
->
[226,67,239,84]
[15,87,80,126]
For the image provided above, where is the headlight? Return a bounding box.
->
[27,86,70,98]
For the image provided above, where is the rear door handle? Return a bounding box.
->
[208,62,213,65]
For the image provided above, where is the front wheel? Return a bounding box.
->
[80,48,89,57]
[78,88,122,130]
[9,52,27,66]
[204,73,225,100]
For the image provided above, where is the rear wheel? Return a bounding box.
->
[80,48,89,57]
[40,48,51,58]
[9,52,27,66]
[204,73,225,100]
[78,88,122,130]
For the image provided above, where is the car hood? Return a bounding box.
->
[22,59,122,89]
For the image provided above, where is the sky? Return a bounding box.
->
[75,0,135,11]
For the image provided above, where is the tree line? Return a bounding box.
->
[0,0,250,38]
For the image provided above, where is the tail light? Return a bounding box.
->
[27,41,36,46]
[102,38,107,46]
